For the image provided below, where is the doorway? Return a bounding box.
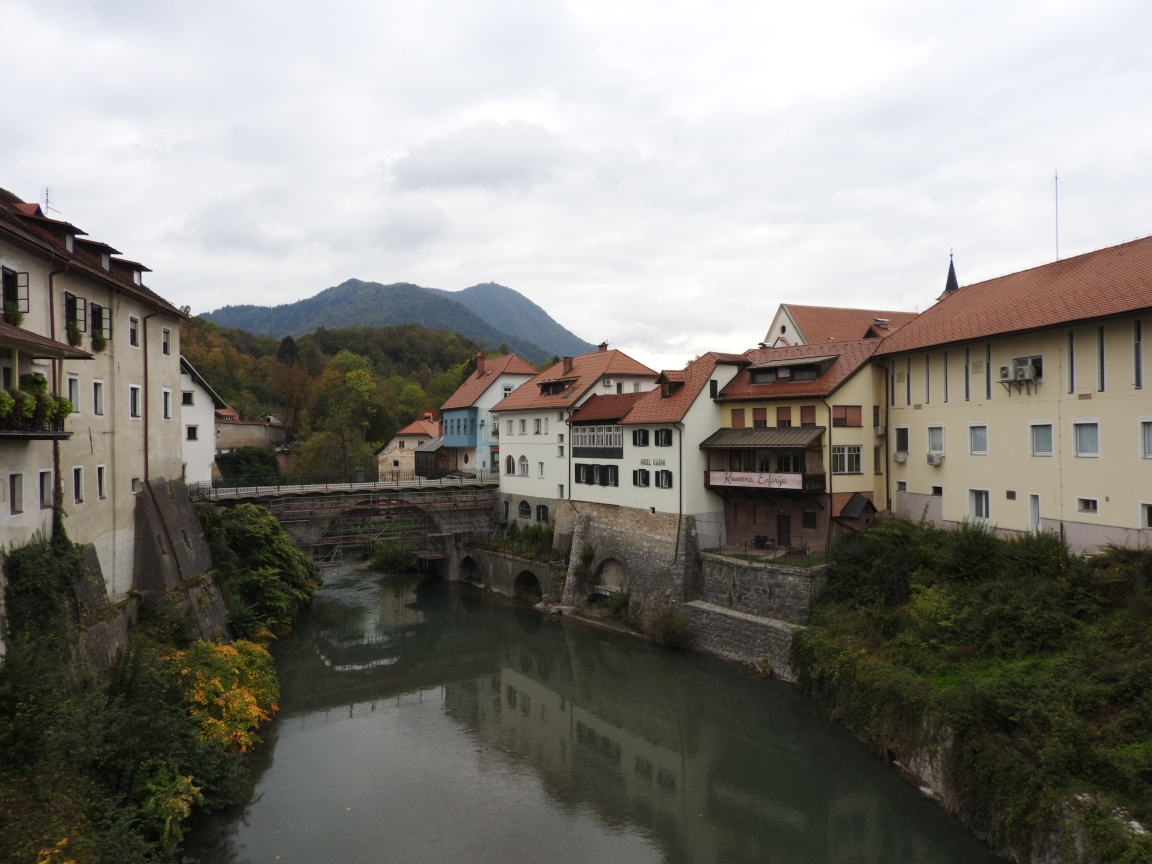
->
[776,514,792,549]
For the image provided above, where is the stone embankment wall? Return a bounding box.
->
[683,601,801,680]
[454,546,564,599]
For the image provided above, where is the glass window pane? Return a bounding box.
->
[1143,421,1152,458]
[970,426,987,452]
[1032,424,1052,454]
[1075,423,1099,455]
[928,427,944,451]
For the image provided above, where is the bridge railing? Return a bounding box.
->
[188,468,501,501]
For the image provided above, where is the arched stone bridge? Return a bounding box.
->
[450,547,564,603]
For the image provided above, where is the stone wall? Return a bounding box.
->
[454,546,564,600]
[682,601,801,681]
[553,500,698,615]
[699,553,827,625]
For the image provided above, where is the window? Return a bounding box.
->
[557,433,563,443]
[93,381,104,415]
[932,486,943,496]
[575,463,587,483]
[1031,423,1053,455]
[970,489,990,521]
[557,445,564,457]
[1135,321,1143,390]
[654,429,672,447]
[518,456,529,476]
[1078,498,1098,514]
[1,268,29,315]
[896,480,907,492]
[519,419,527,435]
[927,426,944,453]
[924,354,930,404]
[131,478,142,493]
[1098,325,1106,391]
[73,467,84,503]
[943,351,949,402]
[1009,355,1044,381]
[632,469,650,487]
[536,505,549,523]
[558,484,564,498]
[803,510,817,530]
[655,470,673,488]
[506,420,514,435]
[1143,503,1152,529]
[162,388,172,420]
[632,429,649,447]
[709,380,718,398]
[503,385,512,398]
[1143,421,1152,458]
[969,425,987,454]
[537,461,544,477]
[67,377,80,412]
[633,382,641,392]
[874,446,883,474]
[161,328,171,355]
[776,450,803,473]
[906,357,912,404]
[985,344,992,400]
[90,303,109,340]
[182,391,194,406]
[186,426,199,441]
[800,405,816,427]
[753,408,767,428]
[832,405,862,427]
[572,425,623,448]
[129,386,141,418]
[534,418,542,434]
[1068,331,1076,394]
[831,445,862,474]
[505,455,515,474]
[64,292,88,332]
[518,501,531,518]
[39,471,52,509]
[1073,422,1099,457]
[731,409,745,429]
[129,316,140,347]
[964,346,971,401]
[775,407,790,428]
[10,474,23,514]
[895,426,909,452]
[97,466,106,500]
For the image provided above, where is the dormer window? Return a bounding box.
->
[65,234,74,253]
[133,270,142,285]
[540,379,573,397]
[101,253,111,271]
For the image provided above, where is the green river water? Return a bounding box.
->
[184,565,1000,864]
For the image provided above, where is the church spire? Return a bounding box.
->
[938,253,960,300]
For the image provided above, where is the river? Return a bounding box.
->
[185,565,999,864]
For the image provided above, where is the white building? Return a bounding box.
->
[492,344,658,526]
[179,356,227,484]
[439,352,538,473]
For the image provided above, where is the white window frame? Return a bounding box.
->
[926,424,945,454]
[831,445,862,474]
[1072,419,1099,457]
[72,466,85,504]
[893,425,909,453]
[518,419,526,435]
[162,387,172,420]
[533,418,541,434]
[968,422,988,455]
[895,480,907,492]
[93,380,104,416]
[537,461,544,477]
[518,456,528,476]
[1077,497,1099,514]
[161,327,171,356]
[129,316,140,348]
[39,470,52,509]
[182,390,195,406]
[506,419,513,435]
[969,488,991,522]
[67,376,80,413]
[96,465,106,500]
[186,425,199,441]
[129,385,142,419]
[1141,502,1152,530]
[1140,418,1152,459]
[1029,420,1054,456]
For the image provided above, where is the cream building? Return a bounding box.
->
[876,238,1152,551]
[0,188,184,610]
[374,412,440,478]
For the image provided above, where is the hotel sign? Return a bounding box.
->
[707,471,803,490]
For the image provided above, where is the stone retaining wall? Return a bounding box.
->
[683,600,801,681]
[700,553,827,625]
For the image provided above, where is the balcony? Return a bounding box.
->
[0,391,74,440]
[0,415,71,440]
[705,470,825,493]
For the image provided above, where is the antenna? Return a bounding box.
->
[1053,170,1060,261]
[42,187,60,215]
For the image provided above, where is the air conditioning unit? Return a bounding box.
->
[927,453,944,466]
[1016,364,1036,381]
[874,425,886,437]
[893,451,908,464]
[998,366,1013,382]
[603,378,614,386]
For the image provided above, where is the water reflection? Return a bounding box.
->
[186,567,998,864]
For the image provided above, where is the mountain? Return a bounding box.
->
[428,282,595,358]
[202,279,593,364]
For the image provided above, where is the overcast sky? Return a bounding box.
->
[3,0,1151,370]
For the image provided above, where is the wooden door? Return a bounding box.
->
[777,515,791,549]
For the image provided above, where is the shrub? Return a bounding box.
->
[605,590,631,620]
[66,322,83,347]
[91,330,107,353]
[0,390,13,419]
[648,605,694,650]
[371,541,420,572]
[3,300,23,327]
[215,446,281,483]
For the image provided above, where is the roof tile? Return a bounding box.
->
[782,305,917,343]
[492,349,656,412]
[718,339,880,401]
[440,353,538,410]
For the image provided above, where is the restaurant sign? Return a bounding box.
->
[707,471,803,490]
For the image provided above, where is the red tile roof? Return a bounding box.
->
[877,235,1152,355]
[0,188,183,318]
[782,305,918,344]
[718,340,881,401]
[396,418,441,437]
[440,353,538,410]
[492,348,656,412]
[621,352,749,425]
[568,392,648,423]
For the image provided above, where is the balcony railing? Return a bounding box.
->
[0,414,71,440]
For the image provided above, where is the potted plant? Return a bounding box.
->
[3,301,23,327]
[91,330,107,353]
[66,322,83,347]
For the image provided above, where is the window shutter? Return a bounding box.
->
[731,409,745,429]
[832,405,846,426]
[599,465,610,487]
[632,469,639,486]
[800,405,816,426]
[754,408,767,425]
[16,273,29,312]
[77,297,87,331]
[609,465,618,486]
[846,405,862,427]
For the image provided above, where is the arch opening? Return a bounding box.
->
[595,557,627,591]
[460,555,481,583]
[514,570,543,601]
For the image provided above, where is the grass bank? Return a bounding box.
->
[0,504,318,863]
[794,518,1152,863]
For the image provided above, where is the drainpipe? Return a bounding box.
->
[48,263,69,395]
[883,362,891,512]
[821,397,833,553]
[48,263,70,522]
[142,311,159,481]
[672,422,684,566]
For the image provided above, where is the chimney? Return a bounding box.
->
[562,356,573,373]
[598,342,608,352]
[423,411,434,421]
[475,351,486,378]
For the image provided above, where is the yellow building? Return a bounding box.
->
[876,239,1152,551]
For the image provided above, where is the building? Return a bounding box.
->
[214,409,288,452]
[564,353,748,548]
[762,304,917,347]
[375,411,440,478]
[179,356,227,484]
[439,352,537,474]
[705,340,888,552]
[876,239,1152,551]
[0,188,184,602]
[492,343,657,526]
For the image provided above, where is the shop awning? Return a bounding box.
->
[698,426,825,449]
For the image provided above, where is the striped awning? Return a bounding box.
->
[698,426,825,449]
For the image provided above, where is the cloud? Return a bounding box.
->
[390,120,566,191]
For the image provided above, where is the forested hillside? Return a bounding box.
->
[203,280,558,362]
[181,317,510,473]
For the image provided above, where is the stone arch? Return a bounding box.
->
[460,555,481,583]
[518,500,531,519]
[505,455,515,474]
[594,557,627,591]
[514,570,543,600]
